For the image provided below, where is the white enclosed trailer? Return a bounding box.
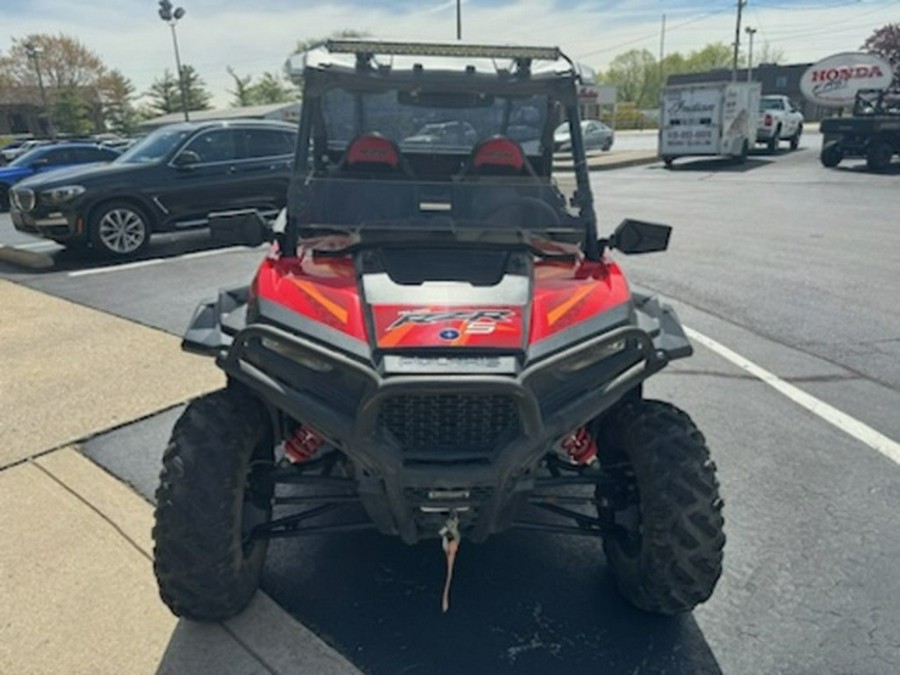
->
[659,81,761,166]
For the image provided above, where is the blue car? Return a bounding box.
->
[0,143,120,211]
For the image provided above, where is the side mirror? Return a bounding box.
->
[173,150,201,168]
[610,218,671,254]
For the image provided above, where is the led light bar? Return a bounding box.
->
[325,39,561,62]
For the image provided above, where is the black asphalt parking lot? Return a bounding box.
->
[3,135,899,674]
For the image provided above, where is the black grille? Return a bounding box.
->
[378,393,519,459]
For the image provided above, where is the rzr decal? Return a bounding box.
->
[387,309,513,331]
[374,306,523,349]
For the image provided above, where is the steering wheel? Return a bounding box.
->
[480,196,562,227]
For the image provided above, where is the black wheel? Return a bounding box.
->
[663,156,675,168]
[767,126,780,153]
[820,143,843,168]
[598,400,725,615]
[790,124,802,151]
[866,140,893,172]
[153,386,275,621]
[89,200,152,257]
[0,183,9,212]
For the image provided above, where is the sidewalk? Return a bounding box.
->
[0,280,362,674]
[553,148,658,172]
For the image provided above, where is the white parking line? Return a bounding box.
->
[10,241,59,251]
[685,326,900,465]
[67,246,250,278]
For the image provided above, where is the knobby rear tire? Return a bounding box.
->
[153,386,274,621]
[599,400,725,615]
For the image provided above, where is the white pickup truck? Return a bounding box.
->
[757,95,804,151]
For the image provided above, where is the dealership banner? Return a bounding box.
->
[800,52,893,107]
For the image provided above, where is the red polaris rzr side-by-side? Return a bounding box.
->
[152,40,724,620]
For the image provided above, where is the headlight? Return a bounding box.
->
[42,185,85,204]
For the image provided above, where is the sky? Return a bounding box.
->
[1,0,897,108]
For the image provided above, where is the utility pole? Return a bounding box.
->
[659,14,667,91]
[24,43,56,140]
[745,26,757,83]
[158,0,189,122]
[732,0,746,82]
[456,0,462,40]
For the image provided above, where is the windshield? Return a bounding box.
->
[760,98,785,111]
[321,88,549,155]
[7,147,50,168]
[115,128,190,164]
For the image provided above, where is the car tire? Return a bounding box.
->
[866,140,893,172]
[820,143,843,168]
[663,157,675,168]
[153,386,275,621]
[0,183,9,212]
[767,126,780,153]
[89,200,152,257]
[790,124,802,151]
[598,400,725,616]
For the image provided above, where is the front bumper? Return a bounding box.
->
[184,288,693,543]
[9,189,84,241]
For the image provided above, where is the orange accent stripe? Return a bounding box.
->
[547,284,594,326]
[379,323,415,347]
[293,280,348,323]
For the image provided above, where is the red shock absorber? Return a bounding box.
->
[560,427,598,465]
[283,425,324,464]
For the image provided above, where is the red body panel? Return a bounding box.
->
[253,252,369,343]
[253,247,632,350]
[530,258,631,344]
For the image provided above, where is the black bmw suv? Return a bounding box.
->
[10,119,296,257]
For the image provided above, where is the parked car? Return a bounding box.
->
[1,139,52,164]
[756,95,804,152]
[10,119,297,256]
[401,121,478,148]
[553,119,614,152]
[0,143,120,211]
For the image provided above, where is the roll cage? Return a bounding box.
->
[283,40,600,259]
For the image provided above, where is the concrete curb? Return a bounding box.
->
[0,244,53,270]
[554,153,659,173]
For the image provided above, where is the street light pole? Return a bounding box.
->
[158,0,189,122]
[745,27,757,83]
[731,0,746,82]
[24,43,56,140]
[456,0,462,40]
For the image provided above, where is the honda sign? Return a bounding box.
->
[800,52,893,107]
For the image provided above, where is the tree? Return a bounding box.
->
[0,33,108,135]
[683,43,733,72]
[755,42,786,66]
[145,65,211,116]
[227,66,253,107]
[599,41,768,110]
[98,70,138,135]
[862,23,900,86]
[145,70,181,115]
[179,65,212,111]
[600,49,658,108]
[53,87,93,136]
[228,68,297,107]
